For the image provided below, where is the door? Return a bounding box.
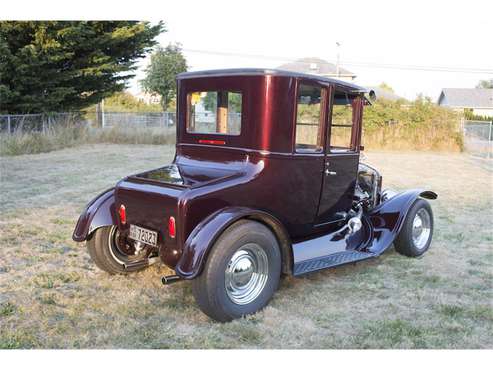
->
[292,82,327,235]
[315,89,362,227]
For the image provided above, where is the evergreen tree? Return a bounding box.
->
[0,21,165,113]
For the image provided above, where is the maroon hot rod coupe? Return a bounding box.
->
[73,69,436,322]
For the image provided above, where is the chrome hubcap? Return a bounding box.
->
[225,243,269,305]
[412,209,431,250]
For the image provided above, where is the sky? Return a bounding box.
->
[6,0,491,101]
[126,0,493,101]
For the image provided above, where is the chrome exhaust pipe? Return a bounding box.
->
[123,256,160,270]
[161,275,181,285]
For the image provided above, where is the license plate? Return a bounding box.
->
[128,224,158,247]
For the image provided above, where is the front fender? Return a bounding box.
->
[175,207,291,279]
[72,188,117,242]
[366,189,437,254]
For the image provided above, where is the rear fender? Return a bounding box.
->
[72,188,117,242]
[366,189,437,254]
[175,207,292,279]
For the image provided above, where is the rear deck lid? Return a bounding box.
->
[128,163,241,189]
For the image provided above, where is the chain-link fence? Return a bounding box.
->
[463,120,493,159]
[189,112,241,134]
[0,111,176,134]
[101,112,176,129]
[0,112,93,134]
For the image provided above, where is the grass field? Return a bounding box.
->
[0,144,492,349]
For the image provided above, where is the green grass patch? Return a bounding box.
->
[437,303,493,323]
[224,320,263,345]
[438,304,466,319]
[39,293,58,305]
[33,272,81,289]
[0,330,39,349]
[359,319,429,348]
[0,302,17,317]
[468,306,493,321]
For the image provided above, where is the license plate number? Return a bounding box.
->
[128,224,158,247]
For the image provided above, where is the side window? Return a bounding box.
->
[295,84,323,152]
[330,93,356,152]
[187,91,242,135]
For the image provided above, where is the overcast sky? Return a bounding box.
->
[125,0,493,100]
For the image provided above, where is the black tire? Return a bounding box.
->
[394,199,434,257]
[86,226,148,274]
[191,220,281,322]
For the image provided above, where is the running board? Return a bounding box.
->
[293,250,375,276]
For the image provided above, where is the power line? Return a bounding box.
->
[183,48,493,75]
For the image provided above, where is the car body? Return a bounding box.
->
[73,69,437,321]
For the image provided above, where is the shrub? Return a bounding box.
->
[362,97,463,151]
[295,97,463,152]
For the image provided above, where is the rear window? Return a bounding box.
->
[186,91,242,135]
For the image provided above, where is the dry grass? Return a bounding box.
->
[0,144,492,348]
[0,126,176,156]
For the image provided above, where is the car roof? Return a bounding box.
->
[177,68,367,93]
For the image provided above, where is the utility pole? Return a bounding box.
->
[336,41,341,77]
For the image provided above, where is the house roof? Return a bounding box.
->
[438,88,493,108]
[277,57,356,78]
[177,68,366,93]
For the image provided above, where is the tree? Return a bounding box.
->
[378,82,395,93]
[476,79,493,89]
[203,91,242,112]
[0,21,165,113]
[96,91,162,113]
[140,43,187,110]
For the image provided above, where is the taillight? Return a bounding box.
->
[168,216,176,239]
[198,139,226,145]
[119,204,126,224]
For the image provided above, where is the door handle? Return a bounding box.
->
[325,169,337,176]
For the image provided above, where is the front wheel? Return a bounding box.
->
[192,220,281,322]
[394,199,434,257]
[86,226,151,274]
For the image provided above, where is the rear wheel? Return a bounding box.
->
[394,199,434,257]
[86,226,151,274]
[192,220,281,322]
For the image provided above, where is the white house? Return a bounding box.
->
[133,91,161,105]
[277,57,356,82]
[437,88,493,118]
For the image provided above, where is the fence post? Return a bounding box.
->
[489,121,493,160]
[7,115,11,134]
[96,102,102,128]
[101,99,106,128]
